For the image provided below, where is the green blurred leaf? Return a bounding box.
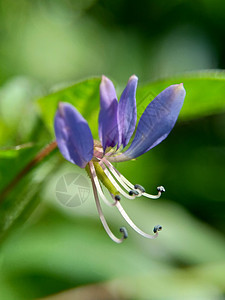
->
[137,70,225,121]
[0,76,43,144]
[38,78,101,138]
[38,72,225,139]
[0,142,60,242]
[108,267,225,300]
[0,143,34,158]
[0,145,38,191]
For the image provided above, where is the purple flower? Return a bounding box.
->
[54,75,186,243]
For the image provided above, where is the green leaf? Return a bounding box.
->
[136,70,225,121]
[38,78,101,138]
[38,72,225,138]
[0,143,34,158]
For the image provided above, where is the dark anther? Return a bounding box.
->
[120,227,128,239]
[153,225,163,233]
[157,186,165,193]
[129,190,139,196]
[115,195,121,201]
[134,184,145,193]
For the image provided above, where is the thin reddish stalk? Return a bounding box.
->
[0,140,57,203]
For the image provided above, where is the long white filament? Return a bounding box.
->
[102,158,132,193]
[89,161,117,207]
[142,191,162,199]
[104,158,134,189]
[104,159,163,200]
[99,161,136,200]
[114,196,159,239]
[88,161,125,244]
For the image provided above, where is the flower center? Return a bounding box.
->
[93,140,104,160]
[85,140,119,196]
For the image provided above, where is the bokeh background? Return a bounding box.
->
[0,0,225,299]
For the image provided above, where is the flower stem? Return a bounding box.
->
[0,140,57,203]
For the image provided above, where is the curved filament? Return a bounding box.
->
[102,158,134,193]
[99,161,136,200]
[89,161,117,207]
[114,197,160,239]
[88,162,126,244]
[105,159,162,199]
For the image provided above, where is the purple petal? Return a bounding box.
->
[118,75,138,147]
[54,102,93,168]
[98,76,119,151]
[111,84,186,162]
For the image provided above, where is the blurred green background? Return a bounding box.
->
[0,0,225,299]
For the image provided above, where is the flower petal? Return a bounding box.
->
[109,84,186,162]
[54,102,93,168]
[98,76,119,151]
[118,75,138,147]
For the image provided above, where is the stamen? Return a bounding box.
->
[102,158,134,194]
[88,162,127,244]
[103,159,164,200]
[104,146,117,156]
[129,190,139,196]
[99,161,137,200]
[103,159,134,189]
[134,184,145,193]
[89,161,117,207]
[157,186,166,193]
[153,225,163,233]
[115,195,121,201]
[113,196,161,239]
[120,227,128,239]
[142,186,165,199]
